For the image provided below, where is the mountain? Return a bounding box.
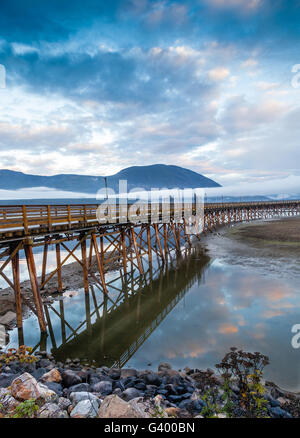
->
[0,165,221,195]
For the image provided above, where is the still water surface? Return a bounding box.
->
[5,228,300,392]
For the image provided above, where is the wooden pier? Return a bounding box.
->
[0,200,299,334]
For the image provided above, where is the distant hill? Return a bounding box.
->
[0,165,221,195]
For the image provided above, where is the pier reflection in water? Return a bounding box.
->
[8,249,211,368]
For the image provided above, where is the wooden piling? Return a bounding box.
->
[92,233,108,294]
[11,247,22,329]
[41,243,48,289]
[131,227,144,275]
[81,235,89,294]
[56,243,63,292]
[24,244,47,332]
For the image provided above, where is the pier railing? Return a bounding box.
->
[0,200,299,239]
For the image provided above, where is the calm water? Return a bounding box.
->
[4,228,300,392]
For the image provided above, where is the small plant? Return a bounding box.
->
[152,405,166,418]
[12,399,39,419]
[200,387,221,418]
[0,345,37,371]
[216,347,270,418]
[221,377,234,417]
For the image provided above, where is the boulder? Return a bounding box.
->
[43,381,63,396]
[32,368,47,381]
[11,373,57,404]
[37,402,68,418]
[122,387,141,401]
[98,394,151,418]
[37,359,52,368]
[0,373,20,388]
[91,381,112,395]
[158,362,172,373]
[0,392,19,412]
[11,373,41,400]
[64,382,90,397]
[165,407,180,417]
[61,370,82,388]
[0,311,16,326]
[40,368,62,384]
[58,397,72,411]
[70,399,99,418]
[145,373,161,386]
[120,369,137,379]
[269,406,292,418]
[69,391,100,406]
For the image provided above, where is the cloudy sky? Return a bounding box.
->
[0,0,300,196]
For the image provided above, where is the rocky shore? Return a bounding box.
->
[0,349,298,419]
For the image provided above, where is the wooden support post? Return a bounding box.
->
[41,243,48,289]
[24,244,47,332]
[100,235,105,272]
[81,235,89,294]
[88,239,93,271]
[163,223,168,262]
[183,218,192,247]
[11,247,22,329]
[56,243,63,292]
[147,225,152,265]
[121,229,127,276]
[92,233,108,294]
[171,221,180,252]
[154,224,164,262]
[131,227,144,274]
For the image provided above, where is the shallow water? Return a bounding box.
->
[4,225,300,392]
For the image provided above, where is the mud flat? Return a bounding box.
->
[226,216,300,246]
[199,216,300,281]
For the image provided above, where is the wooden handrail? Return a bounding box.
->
[0,200,298,237]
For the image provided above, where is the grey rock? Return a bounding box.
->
[168,395,183,403]
[33,368,47,380]
[146,373,161,386]
[70,391,100,406]
[70,399,99,418]
[269,406,292,418]
[91,380,112,395]
[58,397,72,411]
[122,387,141,401]
[113,388,122,396]
[0,373,20,388]
[38,359,52,368]
[120,369,137,379]
[65,382,90,397]
[62,370,82,388]
[158,362,172,372]
[0,311,16,326]
[43,381,63,396]
[38,402,68,418]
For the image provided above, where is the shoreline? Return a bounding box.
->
[0,348,298,418]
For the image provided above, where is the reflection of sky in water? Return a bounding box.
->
[4,246,300,392]
[128,259,300,392]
